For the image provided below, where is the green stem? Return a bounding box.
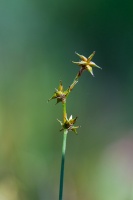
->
[69,68,84,92]
[62,101,67,123]
[59,100,67,200]
[59,129,68,200]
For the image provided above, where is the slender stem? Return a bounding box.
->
[69,68,85,92]
[59,129,68,200]
[62,100,67,123]
[59,100,68,200]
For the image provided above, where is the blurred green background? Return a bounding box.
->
[0,0,133,199]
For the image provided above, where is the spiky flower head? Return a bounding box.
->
[72,51,102,77]
[57,115,79,134]
[48,81,69,104]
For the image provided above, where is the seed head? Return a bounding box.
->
[57,115,80,134]
[72,51,102,77]
[48,81,69,104]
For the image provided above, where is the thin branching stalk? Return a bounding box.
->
[59,129,68,200]
[59,101,68,200]
[69,68,84,92]
[62,100,67,123]
[48,51,101,200]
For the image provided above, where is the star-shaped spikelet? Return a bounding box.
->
[48,81,69,104]
[57,115,80,134]
[72,51,102,77]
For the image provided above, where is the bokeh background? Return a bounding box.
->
[0,0,133,199]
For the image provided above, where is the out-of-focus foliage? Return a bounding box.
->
[0,0,133,199]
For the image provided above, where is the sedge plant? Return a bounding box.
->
[48,51,102,200]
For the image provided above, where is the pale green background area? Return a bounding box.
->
[0,0,133,199]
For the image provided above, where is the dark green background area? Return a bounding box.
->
[0,0,133,199]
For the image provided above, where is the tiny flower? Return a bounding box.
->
[57,115,79,134]
[72,51,102,77]
[48,81,69,104]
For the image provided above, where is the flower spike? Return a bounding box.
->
[72,51,102,77]
[57,115,80,134]
[48,81,69,104]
